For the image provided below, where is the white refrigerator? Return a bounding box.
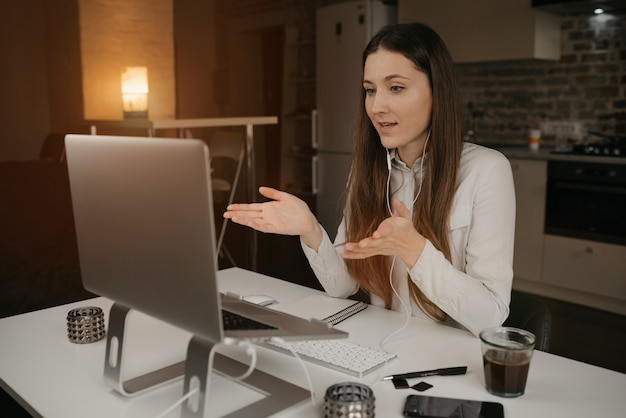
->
[314,0,396,240]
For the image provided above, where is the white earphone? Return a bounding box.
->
[384,127,431,215]
[385,150,393,215]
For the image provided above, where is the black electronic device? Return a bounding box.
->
[402,394,504,418]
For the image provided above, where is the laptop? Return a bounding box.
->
[64,134,347,344]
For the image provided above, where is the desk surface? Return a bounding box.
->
[1,267,624,417]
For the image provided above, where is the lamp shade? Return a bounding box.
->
[121,66,149,118]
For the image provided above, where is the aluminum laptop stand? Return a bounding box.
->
[103,302,310,418]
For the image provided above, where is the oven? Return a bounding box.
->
[545,160,626,246]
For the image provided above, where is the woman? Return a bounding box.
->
[224,22,515,337]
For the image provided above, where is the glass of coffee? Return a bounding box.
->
[479,327,536,398]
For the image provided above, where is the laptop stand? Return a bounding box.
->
[103,302,310,417]
[104,303,185,395]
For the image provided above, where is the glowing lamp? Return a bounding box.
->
[121,66,149,119]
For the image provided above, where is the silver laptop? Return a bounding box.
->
[64,134,347,343]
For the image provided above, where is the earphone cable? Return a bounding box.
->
[270,337,316,404]
[386,128,430,215]
[154,341,258,418]
[380,255,412,350]
[381,128,431,349]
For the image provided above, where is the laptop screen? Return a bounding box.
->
[65,134,223,341]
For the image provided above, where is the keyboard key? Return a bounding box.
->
[222,310,277,330]
[264,339,396,377]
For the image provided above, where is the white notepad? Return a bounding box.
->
[278,294,368,326]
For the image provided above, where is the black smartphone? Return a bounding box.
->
[403,394,504,418]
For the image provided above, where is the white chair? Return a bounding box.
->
[208,131,245,266]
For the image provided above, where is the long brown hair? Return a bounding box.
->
[344,23,462,321]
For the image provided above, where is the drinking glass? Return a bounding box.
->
[479,327,536,398]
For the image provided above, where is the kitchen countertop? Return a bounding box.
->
[478,143,626,165]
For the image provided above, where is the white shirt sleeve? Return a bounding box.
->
[300,221,360,297]
[408,146,515,336]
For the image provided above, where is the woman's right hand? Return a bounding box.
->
[341,198,426,268]
[224,186,323,249]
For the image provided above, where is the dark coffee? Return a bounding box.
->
[483,349,531,396]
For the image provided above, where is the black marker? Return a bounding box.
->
[382,366,467,381]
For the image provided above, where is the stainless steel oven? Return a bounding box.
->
[545,160,626,246]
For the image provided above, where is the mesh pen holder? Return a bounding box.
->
[67,306,106,344]
[324,382,375,418]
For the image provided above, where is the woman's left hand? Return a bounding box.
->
[341,198,426,268]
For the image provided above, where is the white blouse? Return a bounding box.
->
[301,142,516,336]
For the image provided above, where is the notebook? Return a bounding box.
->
[64,134,348,344]
[277,294,368,326]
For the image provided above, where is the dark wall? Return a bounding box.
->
[43,0,85,137]
[0,0,50,161]
[0,0,84,162]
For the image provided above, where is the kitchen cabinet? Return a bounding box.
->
[510,159,546,283]
[398,0,560,63]
[543,235,626,304]
[508,155,626,316]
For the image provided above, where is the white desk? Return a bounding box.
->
[86,117,279,271]
[1,267,625,417]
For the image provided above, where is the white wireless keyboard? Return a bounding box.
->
[264,339,396,377]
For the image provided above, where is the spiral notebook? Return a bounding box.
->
[278,294,368,326]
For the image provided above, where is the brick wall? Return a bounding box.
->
[457,12,626,145]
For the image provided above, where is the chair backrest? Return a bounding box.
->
[503,290,552,352]
[208,131,244,191]
[209,131,245,161]
[40,133,67,161]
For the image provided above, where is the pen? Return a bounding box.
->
[382,366,467,381]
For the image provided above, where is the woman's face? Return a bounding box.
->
[363,48,432,167]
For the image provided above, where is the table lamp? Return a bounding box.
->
[121,66,149,119]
